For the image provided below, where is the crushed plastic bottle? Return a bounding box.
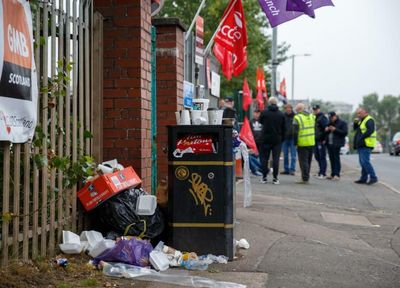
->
[181,259,209,271]
[199,254,229,264]
[53,257,68,268]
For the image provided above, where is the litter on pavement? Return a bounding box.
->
[101,262,246,288]
[235,238,250,249]
[57,158,247,287]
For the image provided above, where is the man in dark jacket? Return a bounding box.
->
[222,96,239,131]
[250,109,263,152]
[325,112,348,180]
[281,104,296,175]
[259,97,286,185]
[353,108,378,185]
[312,105,328,179]
[250,109,263,176]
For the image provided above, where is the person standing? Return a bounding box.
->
[219,99,226,110]
[293,103,316,184]
[353,108,378,185]
[259,97,285,184]
[250,109,263,152]
[223,96,239,131]
[281,104,296,175]
[325,112,348,180]
[249,109,263,176]
[312,105,328,179]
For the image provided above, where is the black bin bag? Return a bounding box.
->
[97,188,165,239]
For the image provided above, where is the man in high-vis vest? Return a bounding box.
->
[353,108,378,185]
[293,103,316,184]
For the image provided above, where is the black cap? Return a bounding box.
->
[312,104,320,110]
[225,96,234,102]
[328,111,336,117]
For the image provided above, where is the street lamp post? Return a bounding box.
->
[290,53,311,102]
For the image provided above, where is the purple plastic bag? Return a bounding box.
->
[94,238,153,267]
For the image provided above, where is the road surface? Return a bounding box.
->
[342,153,400,193]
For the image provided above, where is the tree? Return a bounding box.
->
[360,93,379,120]
[160,0,289,99]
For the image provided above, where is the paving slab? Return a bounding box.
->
[320,211,376,227]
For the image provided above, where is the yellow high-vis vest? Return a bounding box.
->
[294,113,316,147]
[359,115,376,148]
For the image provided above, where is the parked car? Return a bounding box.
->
[340,136,350,155]
[372,141,383,153]
[389,132,400,156]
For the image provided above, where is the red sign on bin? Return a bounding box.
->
[77,166,141,211]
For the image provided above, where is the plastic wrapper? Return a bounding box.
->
[93,238,153,267]
[235,239,250,249]
[173,134,216,157]
[199,254,229,264]
[97,188,165,239]
[102,262,246,288]
[239,143,252,208]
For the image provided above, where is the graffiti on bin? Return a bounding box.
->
[188,173,214,216]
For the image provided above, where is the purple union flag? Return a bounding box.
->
[258,0,334,28]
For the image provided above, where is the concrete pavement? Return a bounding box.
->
[226,161,400,288]
[129,161,400,288]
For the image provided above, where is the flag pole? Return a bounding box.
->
[271,27,278,98]
[185,0,207,41]
[203,0,239,56]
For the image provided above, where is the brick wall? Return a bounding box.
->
[152,18,186,182]
[94,0,152,191]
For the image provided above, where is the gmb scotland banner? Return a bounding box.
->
[0,0,38,143]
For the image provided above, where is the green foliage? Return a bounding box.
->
[160,0,289,97]
[1,212,13,223]
[80,279,98,287]
[57,284,73,288]
[84,130,94,139]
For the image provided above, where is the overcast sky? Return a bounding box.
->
[276,0,400,108]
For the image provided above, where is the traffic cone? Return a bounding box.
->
[235,158,243,179]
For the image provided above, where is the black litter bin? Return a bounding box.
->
[167,125,234,259]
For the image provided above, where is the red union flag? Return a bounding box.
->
[256,67,266,92]
[213,0,248,79]
[242,77,252,112]
[240,117,258,155]
[256,90,264,111]
[213,42,233,80]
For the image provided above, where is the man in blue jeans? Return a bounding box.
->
[353,108,378,185]
[281,104,296,175]
[312,105,328,179]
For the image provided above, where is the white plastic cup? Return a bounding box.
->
[208,110,223,125]
[191,110,207,125]
[201,111,209,125]
[180,110,191,125]
[175,112,181,125]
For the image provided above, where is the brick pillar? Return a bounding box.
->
[94,0,152,191]
[152,18,186,182]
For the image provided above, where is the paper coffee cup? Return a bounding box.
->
[180,110,191,125]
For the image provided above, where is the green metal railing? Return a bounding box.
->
[151,26,157,194]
